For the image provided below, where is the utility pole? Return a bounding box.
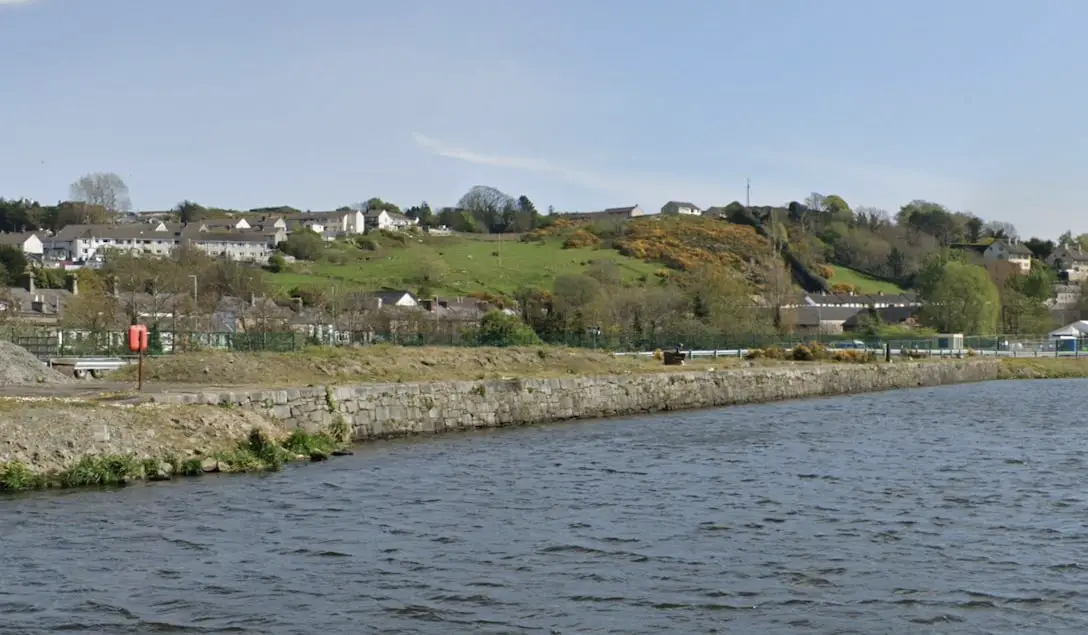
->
[746,177,750,207]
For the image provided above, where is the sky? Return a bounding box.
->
[2,0,1087,238]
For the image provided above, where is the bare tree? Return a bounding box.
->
[984,220,1019,241]
[70,172,132,217]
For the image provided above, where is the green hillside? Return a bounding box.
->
[825,265,905,294]
[269,233,662,297]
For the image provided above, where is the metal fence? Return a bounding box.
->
[0,326,1079,360]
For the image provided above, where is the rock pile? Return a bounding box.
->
[0,341,70,385]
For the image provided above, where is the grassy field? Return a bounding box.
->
[826,265,905,294]
[112,346,731,385]
[269,234,661,297]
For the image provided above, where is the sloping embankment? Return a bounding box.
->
[150,359,1004,441]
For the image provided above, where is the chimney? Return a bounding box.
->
[66,273,78,296]
[24,271,35,294]
[250,292,257,307]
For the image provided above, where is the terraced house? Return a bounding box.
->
[45,221,284,264]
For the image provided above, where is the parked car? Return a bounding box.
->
[830,339,867,349]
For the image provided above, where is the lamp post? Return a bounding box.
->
[587,326,601,349]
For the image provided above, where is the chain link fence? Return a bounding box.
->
[0,326,1079,360]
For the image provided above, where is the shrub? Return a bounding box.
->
[563,229,601,249]
[829,283,858,294]
[745,347,786,360]
[266,253,286,273]
[379,229,408,245]
[354,236,380,251]
[278,229,324,261]
[816,264,834,279]
[831,349,876,363]
[473,311,541,347]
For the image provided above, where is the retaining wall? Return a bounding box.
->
[149,359,1003,441]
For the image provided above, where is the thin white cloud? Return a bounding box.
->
[412,132,793,209]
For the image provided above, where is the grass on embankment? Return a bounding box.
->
[0,427,349,492]
[825,265,905,294]
[111,345,736,386]
[998,357,1088,379]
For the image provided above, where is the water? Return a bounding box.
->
[2,379,1088,634]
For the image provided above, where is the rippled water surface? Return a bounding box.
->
[3,379,1088,634]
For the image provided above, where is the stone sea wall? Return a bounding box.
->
[149,359,1003,441]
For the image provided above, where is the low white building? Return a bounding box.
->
[1050,320,1088,338]
[365,210,418,232]
[286,210,365,235]
[661,201,702,216]
[46,222,276,263]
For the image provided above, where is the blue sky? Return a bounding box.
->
[2,0,1086,238]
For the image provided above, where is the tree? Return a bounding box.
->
[359,198,402,215]
[278,229,324,261]
[410,254,450,297]
[474,311,541,346]
[174,200,206,224]
[404,202,435,227]
[0,247,27,286]
[69,172,131,215]
[896,200,963,245]
[515,195,539,231]
[804,193,826,212]
[551,274,603,334]
[918,260,1000,334]
[886,246,907,280]
[964,216,984,243]
[684,264,771,335]
[266,253,286,273]
[822,194,852,223]
[984,221,1018,241]
[457,185,516,233]
[1023,237,1055,262]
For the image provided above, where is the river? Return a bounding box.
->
[2,379,1087,634]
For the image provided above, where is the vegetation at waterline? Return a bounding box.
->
[0,428,348,492]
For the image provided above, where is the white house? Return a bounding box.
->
[287,210,365,235]
[566,205,647,221]
[365,210,418,232]
[50,223,180,261]
[185,231,274,263]
[661,201,702,216]
[289,219,326,235]
[0,232,44,256]
[983,240,1032,274]
[46,223,275,263]
[375,290,417,308]
[203,218,251,231]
